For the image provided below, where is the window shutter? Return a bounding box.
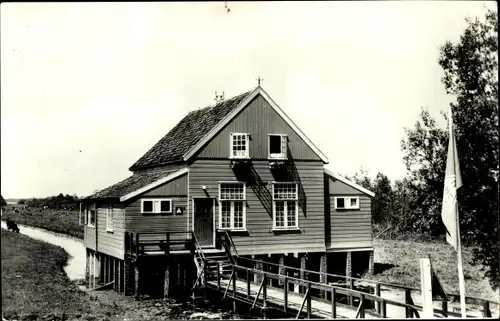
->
[246,133,250,157]
[281,135,288,157]
[230,133,234,158]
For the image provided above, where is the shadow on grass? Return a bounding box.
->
[374,262,396,274]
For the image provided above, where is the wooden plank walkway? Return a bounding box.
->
[206,277,380,319]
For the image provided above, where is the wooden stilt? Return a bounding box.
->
[108,255,112,284]
[320,253,327,299]
[346,251,353,306]
[113,258,116,291]
[92,252,96,289]
[134,263,140,299]
[85,249,90,288]
[164,261,170,299]
[300,254,306,294]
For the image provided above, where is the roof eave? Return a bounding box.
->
[129,159,186,172]
[120,168,189,202]
[324,168,375,198]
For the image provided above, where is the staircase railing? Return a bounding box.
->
[219,230,238,265]
[191,232,207,289]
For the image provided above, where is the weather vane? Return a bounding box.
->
[256,76,264,86]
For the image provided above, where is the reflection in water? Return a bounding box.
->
[1,221,85,281]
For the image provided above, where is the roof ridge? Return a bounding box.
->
[129,88,254,171]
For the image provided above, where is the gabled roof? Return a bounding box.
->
[324,168,375,197]
[129,86,329,171]
[84,168,187,201]
[129,91,252,171]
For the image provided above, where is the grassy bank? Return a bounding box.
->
[1,231,118,320]
[1,230,247,320]
[2,207,83,239]
[365,239,499,303]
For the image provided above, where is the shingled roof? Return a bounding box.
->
[129,90,253,171]
[84,170,177,200]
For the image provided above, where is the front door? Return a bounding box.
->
[194,198,214,247]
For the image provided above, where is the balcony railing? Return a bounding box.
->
[124,231,195,257]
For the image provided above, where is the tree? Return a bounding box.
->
[402,9,498,288]
[401,108,448,236]
[1,195,6,207]
[439,9,498,289]
[371,173,394,225]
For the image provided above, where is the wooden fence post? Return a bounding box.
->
[441,299,448,318]
[375,284,381,314]
[284,276,288,313]
[483,301,492,317]
[405,288,412,318]
[247,269,251,298]
[307,283,312,319]
[420,258,434,318]
[331,288,337,318]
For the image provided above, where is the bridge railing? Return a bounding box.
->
[204,258,435,319]
[234,256,496,318]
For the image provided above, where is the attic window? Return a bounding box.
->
[269,134,287,159]
[334,197,360,210]
[141,199,172,214]
[230,133,249,159]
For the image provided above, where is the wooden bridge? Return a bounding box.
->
[124,231,499,319]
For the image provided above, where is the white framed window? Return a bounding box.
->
[272,183,299,229]
[268,134,288,159]
[87,209,96,227]
[334,197,360,210]
[219,182,246,230]
[141,198,173,214]
[106,205,114,232]
[230,133,250,159]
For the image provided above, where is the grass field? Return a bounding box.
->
[365,239,499,303]
[2,207,83,239]
[1,231,119,320]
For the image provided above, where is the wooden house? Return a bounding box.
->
[80,85,375,297]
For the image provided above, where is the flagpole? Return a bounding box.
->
[456,205,467,318]
[449,106,467,318]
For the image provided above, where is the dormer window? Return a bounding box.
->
[230,133,249,159]
[269,134,287,159]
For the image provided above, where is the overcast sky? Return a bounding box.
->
[1,1,496,198]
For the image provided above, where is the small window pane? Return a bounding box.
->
[160,200,171,212]
[336,198,345,208]
[287,201,296,227]
[269,135,282,154]
[350,198,358,208]
[221,201,231,228]
[143,201,153,212]
[234,201,244,228]
[232,134,248,157]
[275,201,285,227]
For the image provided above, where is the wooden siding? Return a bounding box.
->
[125,196,188,234]
[83,203,96,250]
[196,95,321,161]
[325,174,373,250]
[96,204,125,259]
[189,159,325,255]
[84,225,96,250]
[143,173,187,196]
[124,173,189,235]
